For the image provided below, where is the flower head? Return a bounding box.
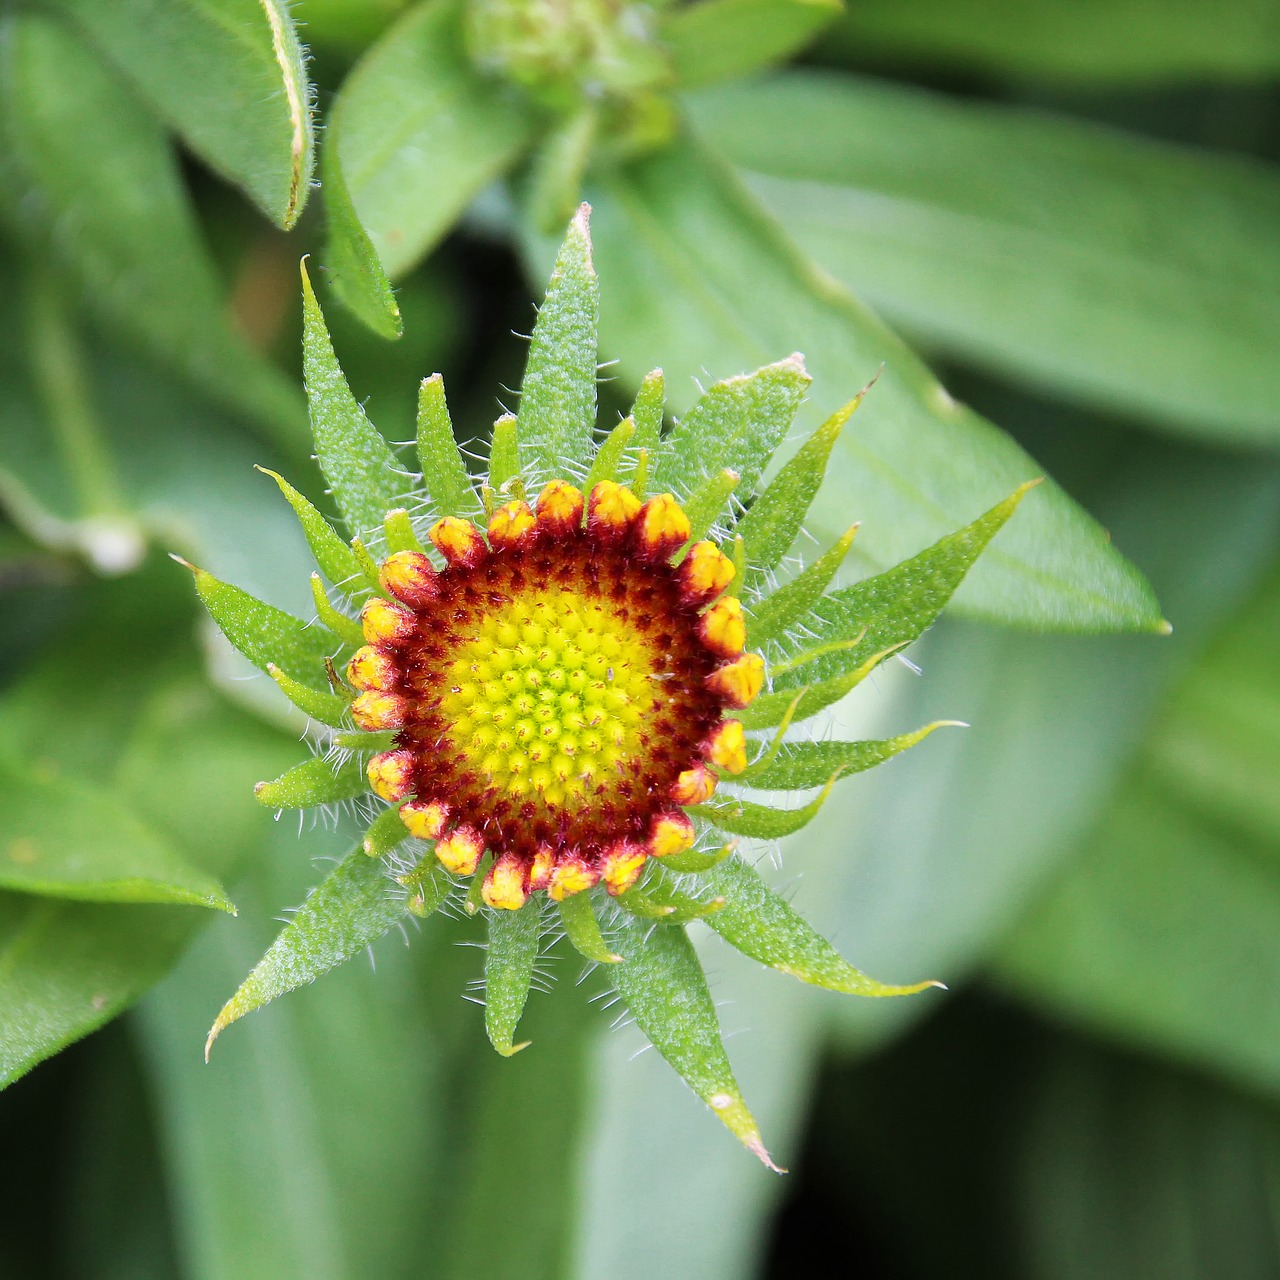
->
[188,206,1031,1167]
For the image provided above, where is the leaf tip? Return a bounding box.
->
[167,552,199,574]
[498,1039,533,1058]
[745,1131,787,1174]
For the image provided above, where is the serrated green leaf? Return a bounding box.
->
[258,467,366,592]
[321,133,402,341]
[331,0,535,280]
[0,11,304,448]
[662,0,841,89]
[416,374,480,519]
[254,753,366,809]
[694,73,1280,443]
[190,563,339,690]
[690,773,840,838]
[301,261,411,540]
[745,521,858,644]
[0,756,233,912]
[267,663,352,728]
[41,0,313,228]
[772,482,1043,692]
[558,890,621,963]
[653,355,810,503]
[517,204,599,489]
[206,843,410,1057]
[584,130,1163,631]
[484,899,541,1056]
[488,413,521,492]
[609,913,780,1168]
[740,722,959,790]
[735,392,863,591]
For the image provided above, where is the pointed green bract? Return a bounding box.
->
[190,564,337,690]
[609,914,780,1169]
[485,900,542,1056]
[739,645,898,729]
[583,417,635,494]
[654,356,811,503]
[628,368,666,461]
[618,882,726,924]
[690,774,840,838]
[773,483,1037,691]
[559,891,621,963]
[746,522,858,643]
[489,414,522,493]
[258,467,366,592]
[417,374,480,519]
[267,664,351,729]
[383,509,424,555]
[301,261,410,539]
[254,754,366,809]
[321,132,402,340]
[309,574,366,649]
[693,856,942,998]
[735,394,860,592]
[740,723,960,790]
[205,844,409,1058]
[363,804,410,857]
[398,853,453,918]
[660,843,735,874]
[517,205,599,488]
[681,468,740,546]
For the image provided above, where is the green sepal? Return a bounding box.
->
[363,803,410,857]
[653,355,810,503]
[659,843,735,874]
[696,855,942,998]
[320,129,402,340]
[609,914,781,1170]
[465,853,495,916]
[417,374,481,519]
[735,389,864,592]
[349,538,383,591]
[629,368,665,457]
[740,722,961,790]
[488,413,522,493]
[681,468,740,547]
[745,522,858,645]
[384,509,424,554]
[257,466,367,592]
[301,260,410,539]
[253,753,366,809]
[689,773,841,838]
[484,899,542,1056]
[205,843,409,1059]
[517,204,599,489]
[310,574,366,649]
[584,416,635,494]
[333,729,396,754]
[772,482,1038,691]
[739,644,899,729]
[396,852,452,918]
[267,662,351,728]
[558,890,621,963]
[185,560,337,690]
[617,878,726,923]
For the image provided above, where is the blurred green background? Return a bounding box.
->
[2,1,1279,1276]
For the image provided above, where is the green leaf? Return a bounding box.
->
[692,73,1280,443]
[0,11,304,448]
[690,773,840,838]
[558,890,621,963]
[517,204,600,489]
[771,483,1043,691]
[609,913,781,1168]
[735,391,863,592]
[257,467,366,592]
[330,0,535,281]
[0,756,233,911]
[416,374,480,519]
[740,722,958,791]
[301,261,412,540]
[321,132,403,340]
[254,753,366,809]
[661,0,842,89]
[583,130,1163,631]
[744,520,857,644]
[484,899,541,1056]
[737,644,891,729]
[654,356,810,503]
[205,843,415,1057]
[690,855,939,996]
[189,562,339,690]
[824,0,1280,84]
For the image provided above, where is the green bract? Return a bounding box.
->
[189,208,1032,1166]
